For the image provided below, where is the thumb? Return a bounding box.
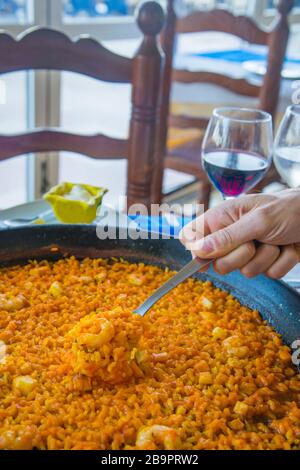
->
[185,212,263,258]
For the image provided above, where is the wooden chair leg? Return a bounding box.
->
[197,177,211,212]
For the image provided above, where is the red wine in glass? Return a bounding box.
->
[203,150,269,198]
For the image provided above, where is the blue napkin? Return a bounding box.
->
[188,48,300,64]
[128,214,193,237]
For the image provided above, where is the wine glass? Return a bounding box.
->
[274,105,300,188]
[202,107,273,199]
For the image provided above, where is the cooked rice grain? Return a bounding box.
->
[0,257,299,450]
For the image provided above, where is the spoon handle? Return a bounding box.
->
[134,258,212,316]
[2,209,53,228]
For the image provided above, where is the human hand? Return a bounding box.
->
[179,189,300,279]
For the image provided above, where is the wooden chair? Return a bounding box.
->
[152,0,294,208]
[0,1,165,210]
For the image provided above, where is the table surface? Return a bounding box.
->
[172,53,294,115]
[108,36,298,114]
[0,200,299,293]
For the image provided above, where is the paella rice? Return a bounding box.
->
[0,256,299,450]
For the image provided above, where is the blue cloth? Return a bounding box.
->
[188,48,300,64]
[128,215,193,237]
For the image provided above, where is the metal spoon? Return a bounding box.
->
[1,210,53,228]
[134,257,212,316]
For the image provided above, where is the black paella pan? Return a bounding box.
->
[0,224,299,346]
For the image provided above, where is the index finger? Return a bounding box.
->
[179,195,260,249]
[179,214,207,245]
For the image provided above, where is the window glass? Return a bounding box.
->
[0,73,27,209]
[0,0,32,25]
[62,0,140,21]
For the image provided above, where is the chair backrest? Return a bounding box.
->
[150,0,293,202]
[174,0,293,118]
[0,1,165,209]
